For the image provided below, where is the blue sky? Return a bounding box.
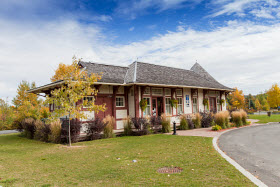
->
[1,0,280,101]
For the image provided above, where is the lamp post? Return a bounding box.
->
[172,121,177,135]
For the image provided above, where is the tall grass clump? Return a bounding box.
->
[192,113,201,128]
[103,115,115,138]
[21,118,36,139]
[179,115,188,130]
[214,111,229,129]
[161,113,171,133]
[240,109,247,125]
[48,120,61,143]
[231,111,243,127]
[34,120,50,142]
[123,117,133,136]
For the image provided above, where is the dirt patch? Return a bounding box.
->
[60,145,87,148]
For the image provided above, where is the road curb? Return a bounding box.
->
[213,128,268,187]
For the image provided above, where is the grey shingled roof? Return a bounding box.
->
[131,62,231,90]
[80,61,232,90]
[79,61,128,84]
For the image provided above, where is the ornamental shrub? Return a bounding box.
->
[231,111,243,127]
[212,125,222,131]
[149,116,162,133]
[21,118,36,139]
[161,113,171,133]
[200,112,214,128]
[179,115,188,130]
[187,118,194,129]
[103,115,115,138]
[214,111,229,129]
[131,117,151,135]
[86,117,107,140]
[240,109,247,125]
[123,117,133,136]
[192,113,201,128]
[34,120,50,142]
[48,120,61,143]
[61,119,82,144]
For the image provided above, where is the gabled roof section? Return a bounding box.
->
[133,62,232,90]
[191,62,217,82]
[124,61,136,84]
[79,61,128,84]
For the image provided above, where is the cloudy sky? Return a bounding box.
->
[1,0,280,102]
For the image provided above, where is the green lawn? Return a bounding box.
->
[0,133,253,186]
[249,114,280,123]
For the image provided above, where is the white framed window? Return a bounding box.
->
[165,97,172,115]
[143,87,150,95]
[192,97,198,113]
[217,97,221,112]
[83,96,94,108]
[165,88,171,96]
[143,97,151,116]
[186,95,190,107]
[116,96,125,107]
[177,98,183,114]
[152,88,163,95]
[176,89,182,96]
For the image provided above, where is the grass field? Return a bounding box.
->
[249,114,280,123]
[0,133,253,186]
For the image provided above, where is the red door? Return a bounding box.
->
[209,97,217,113]
[95,96,113,119]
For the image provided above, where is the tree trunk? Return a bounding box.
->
[68,113,71,147]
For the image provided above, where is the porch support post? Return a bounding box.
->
[134,85,140,118]
[112,86,120,129]
[125,86,130,116]
[171,88,176,116]
[140,86,147,117]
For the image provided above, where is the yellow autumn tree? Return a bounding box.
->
[12,81,41,127]
[45,56,105,146]
[50,63,76,82]
[267,84,280,109]
[255,98,261,113]
[229,88,245,109]
[0,99,15,130]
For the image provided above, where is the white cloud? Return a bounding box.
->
[210,0,280,19]
[129,27,135,31]
[250,8,275,19]
[0,18,104,102]
[115,0,202,19]
[1,17,280,103]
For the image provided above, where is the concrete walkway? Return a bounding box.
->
[218,123,280,187]
[0,130,19,135]
[166,119,260,138]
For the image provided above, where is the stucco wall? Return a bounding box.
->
[128,87,135,117]
[116,120,124,129]
[198,89,204,112]
[116,109,127,119]
[80,111,95,121]
[221,93,226,111]
[117,86,124,94]
[99,85,113,94]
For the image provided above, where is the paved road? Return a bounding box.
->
[0,130,19,135]
[218,123,280,187]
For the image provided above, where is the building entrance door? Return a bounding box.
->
[209,97,217,113]
[152,97,164,117]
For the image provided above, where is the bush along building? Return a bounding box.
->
[29,61,233,130]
